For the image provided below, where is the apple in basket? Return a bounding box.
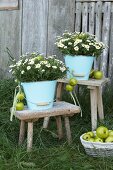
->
[96,126,109,139]
[81,126,113,143]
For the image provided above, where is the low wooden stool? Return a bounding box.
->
[58,78,109,130]
[15,101,80,151]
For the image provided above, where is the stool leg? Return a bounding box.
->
[64,116,72,144]
[97,86,104,120]
[43,117,50,129]
[18,120,25,145]
[27,122,33,152]
[90,87,98,131]
[56,116,63,139]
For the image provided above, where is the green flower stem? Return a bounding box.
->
[10,87,18,121]
[10,85,22,121]
[73,91,82,117]
[69,92,77,105]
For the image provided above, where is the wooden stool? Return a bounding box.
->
[58,78,109,130]
[15,101,80,152]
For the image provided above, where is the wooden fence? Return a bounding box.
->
[0,0,113,84]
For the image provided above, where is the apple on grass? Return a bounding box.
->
[96,126,109,139]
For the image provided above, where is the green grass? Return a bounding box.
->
[0,79,113,169]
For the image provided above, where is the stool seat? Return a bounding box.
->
[15,101,80,151]
[15,101,80,121]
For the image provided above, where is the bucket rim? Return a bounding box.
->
[21,80,57,84]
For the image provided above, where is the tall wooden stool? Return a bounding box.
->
[15,101,80,152]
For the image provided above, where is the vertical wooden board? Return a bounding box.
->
[108,5,113,83]
[82,2,88,32]
[47,0,75,58]
[95,1,102,69]
[22,0,48,56]
[88,2,95,34]
[75,2,82,32]
[0,0,22,78]
[88,2,96,69]
[100,2,111,77]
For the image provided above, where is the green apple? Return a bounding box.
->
[96,126,109,139]
[86,131,94,138]
[94,71,103,80]
[82,134,91,141]
[88,138,95,142]
[69,78,77,86]
[16,102,24,111]
[16,92,24,101]
[105,136,113,143]
[109,130,113,136]
[94,138,103,143]
[65,84,74,92]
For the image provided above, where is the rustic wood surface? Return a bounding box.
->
[0,0,113,84]
[47,0,75,57]
[22,0,48,56]
[88,86,97,131]
[58,78,109,87]
[27,122,33,152]
[0,0,22,77]
[18,120,25,145]
[15,102,80,121]
[100,2,111,77]
[0,0,18,10]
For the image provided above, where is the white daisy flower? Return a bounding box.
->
[96,46,101,49]
[52,66,57,69]
[35,64,41,68]
[74,46,79,51]
[68,42,72,45]
[21,70,25,74]
[46,64,51,68]
[9,69,12,72]
[60,67,66,72]
[29,60,34,65]
[27,66,31,70]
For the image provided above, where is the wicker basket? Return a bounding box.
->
[80,131,113,157]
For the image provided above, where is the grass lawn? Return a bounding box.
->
[0,79,113,170]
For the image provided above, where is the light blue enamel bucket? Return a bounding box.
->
[21,80,57,110]
[64,55,94,80]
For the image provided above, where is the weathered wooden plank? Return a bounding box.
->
[89,2,95,34]
[0,0,22,78]
[82,2,88,32]
[47,0,75,58]
[88,2,96,69]
[108,4,113,83]
[95,1,102,69]
[0,0,18,10]
[88,86,98,130]
[58,78,109,87]
[75,2,82,32]
[75,0,113,2]
[100,2,111,77]
[22,0,48,56]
